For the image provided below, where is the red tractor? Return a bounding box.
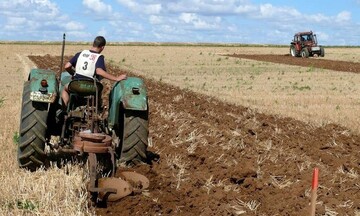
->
[290,31,325,58]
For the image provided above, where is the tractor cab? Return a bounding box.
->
[293,31,318,47]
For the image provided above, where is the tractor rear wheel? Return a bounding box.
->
[301,48,309,58]
[290,45,299,57]
[119,110,148,165]
[18,81,48,171]
[320,47,325,57]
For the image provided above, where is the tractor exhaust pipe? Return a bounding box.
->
[59,33,66,74]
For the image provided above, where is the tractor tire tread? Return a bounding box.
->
[120,110,148,164]
[18,81,48,171]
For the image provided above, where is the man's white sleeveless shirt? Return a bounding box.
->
[75,50,102,78]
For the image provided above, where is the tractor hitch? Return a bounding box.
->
[73,131,149,207]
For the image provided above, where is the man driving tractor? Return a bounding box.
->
[61,36,127,109]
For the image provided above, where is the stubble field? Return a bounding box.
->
[0,43,359,215]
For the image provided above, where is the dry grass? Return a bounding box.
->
[0,45,94,215]
[165,154,190,190]
[0,165,93,215]
[230,198,261,215]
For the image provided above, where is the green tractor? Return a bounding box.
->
[18,38,149,205]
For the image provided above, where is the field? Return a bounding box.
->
[0,44,359,215]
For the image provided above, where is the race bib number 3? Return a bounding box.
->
[75,50,101,78]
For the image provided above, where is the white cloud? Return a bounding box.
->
[149,15,163,24]
[179,13,220,30]
[227,24,237,32]
[234,5,257,14]
[307,13,328,23]
[82,0,112,14]
[0,0,59,19]
[316,31,329,42]
[151,25,188,41]
[179,13,196,24]
[145,4,162,14]
[7,17,27,26]
[97,28,107,37]
[67,31,92,39]
[127,22,144,32]
[336,11,351,22]
[259,4,277,18]
[262,4,300,19]
[0,0,59,31]
[61,21,86,31]
[110,1,358,44]
[166,0,252,14]
[0,0,89,40]
[117,0,161,14]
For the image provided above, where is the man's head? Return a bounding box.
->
[93,36,106,52]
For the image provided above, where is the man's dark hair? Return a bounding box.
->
[93,36,106,47]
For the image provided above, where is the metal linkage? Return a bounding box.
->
[74,132,120,206]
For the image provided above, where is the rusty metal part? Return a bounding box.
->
[87,151,149,204]
[77,132,120,206]
[97,177,133,202]
[88,153,98,192]
[79,132,106,142]
[88,153,118,205]
[73,132,112,153]
[46,147,78,160]
[73,132,149,205]
[95,172,150,202]
[119,171,150,191]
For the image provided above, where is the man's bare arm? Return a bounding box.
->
[64,62,75,75]
[96,68,127,81]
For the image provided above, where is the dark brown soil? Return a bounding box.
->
[226,54,360,73]
[29,55,360,216]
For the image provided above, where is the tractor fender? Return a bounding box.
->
[108,77,148,128]
[58,72,72,104]
[28,68,58,103]
[60,71,73,87]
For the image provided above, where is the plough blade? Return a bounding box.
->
[97,171,150,202]
[80,134,150,204]
[97,177,133,202]
[120,171,150,191]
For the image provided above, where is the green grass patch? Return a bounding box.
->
[0,97,5,107]
[306,64,315,72]
[292,85,311,91]
[17,199,38,211]
[13,131,20,144]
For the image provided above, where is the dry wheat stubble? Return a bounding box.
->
[0,44,94,215]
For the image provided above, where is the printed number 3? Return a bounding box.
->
[82,61,88,70]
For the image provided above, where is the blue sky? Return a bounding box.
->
[0,0,359,45]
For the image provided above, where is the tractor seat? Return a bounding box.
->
[68,79,103,96]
